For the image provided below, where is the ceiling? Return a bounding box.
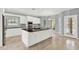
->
[4,8,72,17]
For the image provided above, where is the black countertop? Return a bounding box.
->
[22,28,51,32]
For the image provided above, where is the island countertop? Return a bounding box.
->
[22,28,51,32]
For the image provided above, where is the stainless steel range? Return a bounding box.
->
[28,22,33,31]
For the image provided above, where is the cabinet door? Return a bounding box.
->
[27,16,40,24]
[20,16,27,24]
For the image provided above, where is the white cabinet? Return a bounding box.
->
[6,28,21,38]
[27,16,40,24]
[20,16,27,24]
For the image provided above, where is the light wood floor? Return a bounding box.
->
[0,36,27,50]
[0,32,79,50]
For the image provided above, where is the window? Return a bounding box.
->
[52,19,55,30]
[48,18,55,29]
[5,15,20,29]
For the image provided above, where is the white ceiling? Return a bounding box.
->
[4,8,72,17]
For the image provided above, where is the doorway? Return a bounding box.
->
[64,15,77,38]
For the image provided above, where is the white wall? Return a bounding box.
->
[0,9,4,46]
[58,17,62,34]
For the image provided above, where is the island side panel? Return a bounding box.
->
[22,30,29,47]
[28,29,53,46]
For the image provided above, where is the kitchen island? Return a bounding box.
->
[22,28,53,48]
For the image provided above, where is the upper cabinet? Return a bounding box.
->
[20,16,27,24]
[27,16,40,24]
